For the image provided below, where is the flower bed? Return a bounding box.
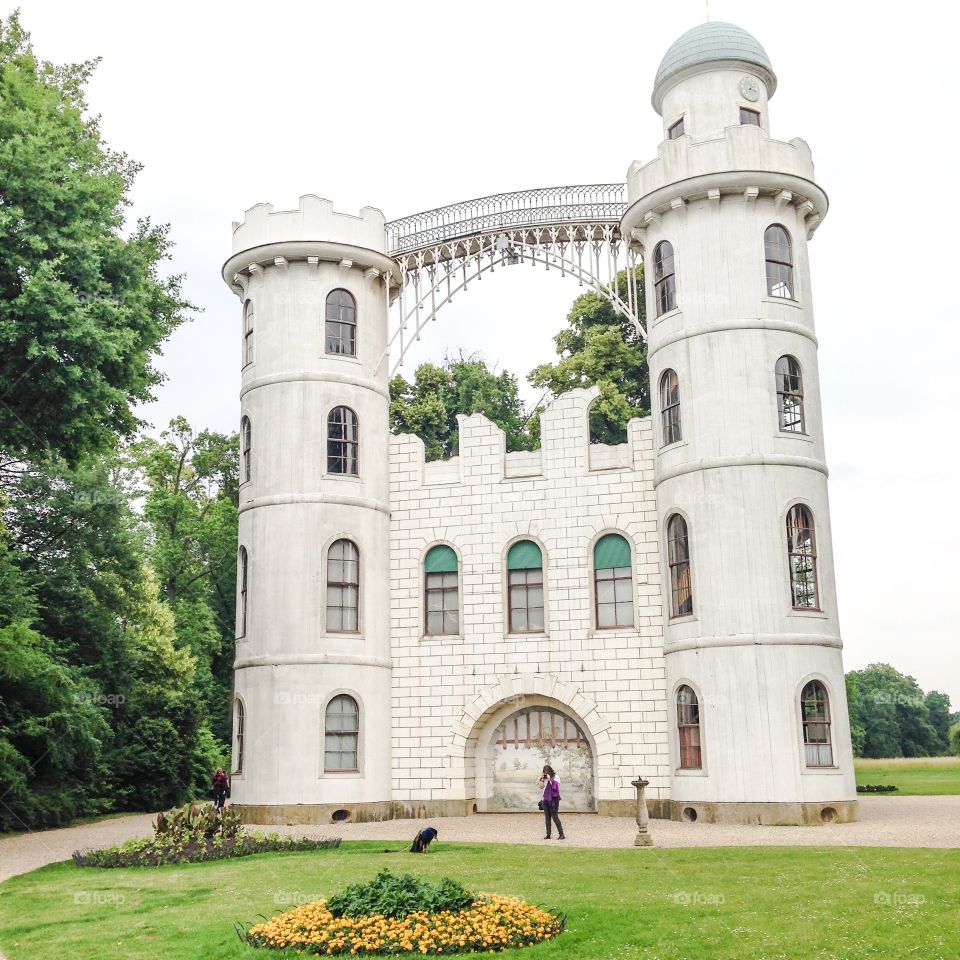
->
[246,896,564,955]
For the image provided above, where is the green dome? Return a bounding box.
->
[653,21,776,109]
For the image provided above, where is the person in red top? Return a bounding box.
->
[539,765,565,840]
[212,768,230,810]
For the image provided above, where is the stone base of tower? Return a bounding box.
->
[665,799,859,826]
[233,799,474,826]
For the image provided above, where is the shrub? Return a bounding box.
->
[327,870,474,919]
[857,784,898,793]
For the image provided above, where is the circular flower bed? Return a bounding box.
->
[246,895,564,955]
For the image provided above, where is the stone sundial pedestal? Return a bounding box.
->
[631,777,653,846]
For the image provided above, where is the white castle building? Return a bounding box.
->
[222,22,858,826]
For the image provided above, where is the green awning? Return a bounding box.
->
[594,533,631,570]
[507,540,542,571]
[425,544,458,573]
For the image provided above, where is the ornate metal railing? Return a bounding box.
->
[386,183,627,255]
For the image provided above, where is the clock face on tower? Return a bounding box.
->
[739,76,761,102]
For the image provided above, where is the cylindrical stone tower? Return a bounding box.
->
[622,23,858,823]
[222,195,397,823]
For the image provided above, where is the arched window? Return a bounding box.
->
[237,546,248,637]
[243,300,254,366]
[800,680,833,766]
[775,356,805,433]
[327,406,359,475]
[327,539,359,632]
[233,697,245,775]
[667,514,693,618]
[241,416,251,483]
[764,224,794,299]
[507,540,544,634]
[677,685,702,769]
[659,369,681,446]
[425,545,459,636]
[653,241,676,316]
[324,694,359,771]
[594,534,633,628]
[786,505,819,609]
[325,289,357,356]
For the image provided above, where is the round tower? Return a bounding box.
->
[623,23,858,824]
[222,196,397,823]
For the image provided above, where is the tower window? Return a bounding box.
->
[243,300,254,367]
[241,415,252,482]
[233,697,245,775]
[740,107,761,126]
[425,545,459,636]
[800,680,833,766]
[653,241,677,316]
[327,406,359,475]
[327,539,360,632]
[507,540,544,634]
[659,369,682,446]
[325,289,357,356]
[764,224,794,299]
[668,118,685,139]
[237,546,248,638]
[667,514,693,618]
[677,685,702,769]
[786,504,819,610]
[775,356,805,433]
[325,694,359,772]
[594,533,633,629]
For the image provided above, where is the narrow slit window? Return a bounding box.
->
[325,289,357,356]
[801,681,833,767]
[667,514,693,618]
[776,356,805,433]
[327,406,359,475]
[241,416,251,482]
[233,698,245,775]
[659,369,681,446]
[653,241,677,316]
[764,224,794,299]
[677,685,702,769]
[327,539,360,632]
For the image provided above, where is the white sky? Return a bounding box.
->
[14,0,959,704]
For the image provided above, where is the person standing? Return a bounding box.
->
[212,767,230,810]
[539,765,565,840]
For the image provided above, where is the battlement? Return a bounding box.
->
[389,387,654,491]
[230,194,387,256]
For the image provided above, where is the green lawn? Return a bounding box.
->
[0,842,957,960]
[855,757,960,795]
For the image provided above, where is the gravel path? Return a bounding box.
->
[1,796,958,889]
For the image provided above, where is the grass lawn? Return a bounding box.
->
[0,842,957,960]
[855,756,960,795]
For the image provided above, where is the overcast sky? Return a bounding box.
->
[13,0,959,704]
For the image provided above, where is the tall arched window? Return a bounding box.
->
[327,407,359,475]
[507,540,544,634]
[786,504,819,609]
[237,546,248,637]
[800,680,833,766]
[327,539,359,632]
[241,415,252,483]
[243,300,254,366]
[764,224,794,299]
[653,241,676,316]
[425,545,459,636]
[775,355,805,433]
[659,369,681,446]
[677,685,702,769]
[233,697,245,775]
[594,533,633,628]
[324,694,359,771]
[325,289,357,356]
[667,514,693,618]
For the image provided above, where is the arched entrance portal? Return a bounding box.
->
[487,706,595,812]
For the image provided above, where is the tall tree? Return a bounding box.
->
[529,267,648,444]
[0,13,189,467]
[390,354,537,461]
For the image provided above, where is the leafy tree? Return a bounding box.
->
[924,692,953,753]
[529,267,648,444]
[0,13,189,466]
[390,354,537,460]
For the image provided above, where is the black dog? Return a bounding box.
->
[409,826,438,853]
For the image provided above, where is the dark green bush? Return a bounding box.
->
[856,784,898,793]
[327,870,475,919]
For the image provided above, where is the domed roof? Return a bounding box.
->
[653,21,776,109]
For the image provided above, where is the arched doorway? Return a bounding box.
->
[487,706,595,811]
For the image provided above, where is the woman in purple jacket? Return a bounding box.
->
[539,765,565,840]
